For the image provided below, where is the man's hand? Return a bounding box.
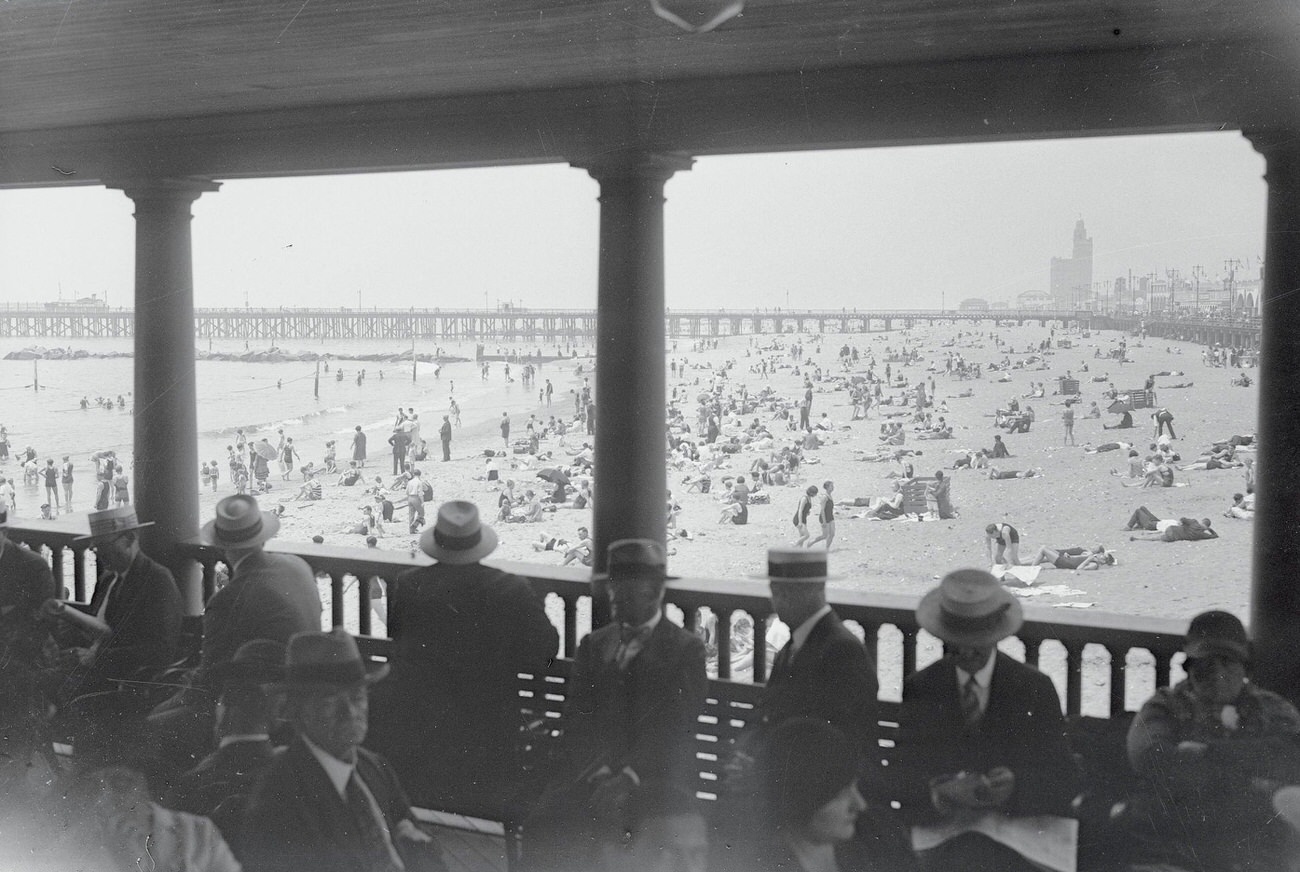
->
[589,770,635,818]
[395,819,432,843]
[982,766,1015,807]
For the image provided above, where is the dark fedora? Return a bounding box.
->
[418,500,498,564]
[200,494,280,549]
[210,639,287,691]
[1184,610,1251,663]
[916,568,1023,647]
[595,538,675,582]
[72,506,155,544]
[278,628,388,690]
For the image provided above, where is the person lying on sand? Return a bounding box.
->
[988,467,1043,480]
[1024,545,1115,571]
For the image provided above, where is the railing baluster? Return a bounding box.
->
[330,573,345,629]
[1154,649,1172,691]
[358,575,373,636]
[72,546,88,602]
[1064,641,1084,717]
[753,612,771,685]
[201,559,217,604]
[50,547,65,596]
[1022,639,1041,669]
[716,610,732,681]
[562,594,578,659]
[901,626,918,679]
[1109,646,1126,716]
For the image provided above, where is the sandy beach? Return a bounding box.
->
[196,322,1253,625]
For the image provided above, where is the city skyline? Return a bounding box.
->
[0,131,1266,313]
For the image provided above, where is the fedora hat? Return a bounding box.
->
[1183,609,1251,663]
[210,639,287,691]
[595,538,675,582]
[200,494,280,549]
[418,500,498,564]
[916,568,1023,647]
[749,547,841,582]
[278,628,388,690]
[72,506,155,544]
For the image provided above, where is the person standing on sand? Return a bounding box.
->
[792,485,818,547]
[351,425,366,467]
[1062,404,1076,446]
[501,412,511,448]
[928,470,956,519]
[61,456,74,511]
[806,480,836,549]
[437,415,453,462]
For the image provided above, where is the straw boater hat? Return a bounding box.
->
[199,494,279,549]
[594,539,675,582]
[750,547,842,582]
[277,628,389,691]
[72,506,155,544]
[916,568,1024,647]
[418,500,498,564]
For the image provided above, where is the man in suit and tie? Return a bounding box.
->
[167,639,286,847]
[150,494,321,765]
[41,506,182,710]
[751,547,879,757]
[894,569,1079,872]
[366,500,557,817]
[240,628,446,872]
[526,539,707,872]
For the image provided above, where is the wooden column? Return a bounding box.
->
[111,177,220,615]
[576,152,692,623]
[1247,130,1300,699]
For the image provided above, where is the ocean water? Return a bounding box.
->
[0,336,586,511]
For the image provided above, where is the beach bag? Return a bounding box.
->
[422,481,434,502]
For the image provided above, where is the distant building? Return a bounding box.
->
[958,297,990,311]
[1017,290,1053,310]
[1050,220,1093,309]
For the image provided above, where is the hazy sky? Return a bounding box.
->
[0,131,1265,312]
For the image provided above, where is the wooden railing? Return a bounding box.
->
[8,526,1189,721]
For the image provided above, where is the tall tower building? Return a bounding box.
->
[1050,219,1094,309]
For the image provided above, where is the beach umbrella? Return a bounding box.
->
[254,441,278,460]
[537,468,570,486]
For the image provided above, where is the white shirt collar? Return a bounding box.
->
[301,733,355,798]
[219,733,271,749]
[791,605,832,655]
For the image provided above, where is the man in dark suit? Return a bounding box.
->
[894,569,1078,872]
[751,547,879,757]
[150,494,321,764]
[240,628,446,872]
[366,500,557,817]
[167,639,286,847]
[41,507,182,707]
[526,539,707,872]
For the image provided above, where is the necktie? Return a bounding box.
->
[615,624,652,670]
[961,675,982,729]
[345,773,404,872]
[95,573,121,621]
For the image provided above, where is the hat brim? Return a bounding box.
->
[747,571,844,582]
[592,570,680,582]
[198,511,280,549]
[72,520,155,544]
[915,586,1024,647]
[272,661,390,693]
[418,522,498,564]
[1184,639,1251,663]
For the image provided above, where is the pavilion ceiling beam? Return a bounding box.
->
[0,41,1295,189]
